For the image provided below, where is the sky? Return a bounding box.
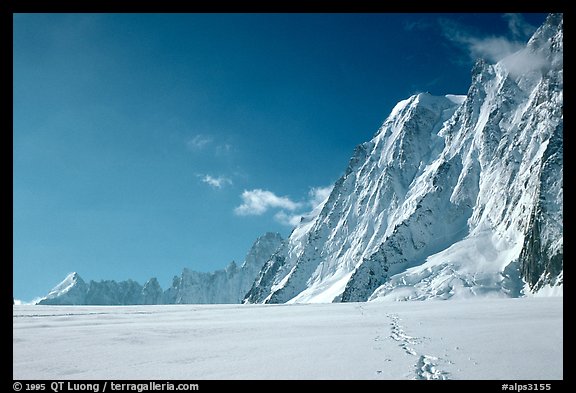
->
[13,13,548,302]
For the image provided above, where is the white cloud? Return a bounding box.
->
[439,14,551,78]
[234,184,334,227]
[500,48,550,79]
[186,134,212,151]
[13,297,43,305]
[465,36,524,63]
[201,175,232,189]
[308,185,334,208]
[274,211,303,227]
[234,189,302,216]
[186,135,235,157]
[439,15,534,63]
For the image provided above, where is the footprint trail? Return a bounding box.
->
[385,313,450,380]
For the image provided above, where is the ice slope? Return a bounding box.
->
[12,297,562,380]
[245,14,563,304]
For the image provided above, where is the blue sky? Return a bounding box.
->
[13,13,547,302]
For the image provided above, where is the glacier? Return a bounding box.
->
[13,298,563,379]
[36,14,562,306]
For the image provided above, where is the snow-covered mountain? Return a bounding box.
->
[245,13,563,304]
[37,15,562,306]
[37,272,88,305]
[37,232,283,305]
[37,272,153,305]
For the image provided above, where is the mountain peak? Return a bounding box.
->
[55,272,84,292]
[36,15,562,306]
[245,14,562,304]
[37,272,87,305]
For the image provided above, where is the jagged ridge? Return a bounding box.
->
[38,232,283,305]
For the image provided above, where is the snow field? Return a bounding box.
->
[13,297,562,380]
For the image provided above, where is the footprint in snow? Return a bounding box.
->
[385,313,451,380]
[415,355,450,380]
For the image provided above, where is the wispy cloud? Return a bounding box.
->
[308,185,333,208]
[403,18,433,32]
[234,185,334,227]
[186,134,213,151]
[273,211,303,227]
[234,189,302,216]
[200,175,233,189]
[503,13,537,40]
[499,48,551,79]
[439,13,538,63]
[271,185,334,226]
[186,135,235,157]
[466,37,525,63]
[215,143,233,156]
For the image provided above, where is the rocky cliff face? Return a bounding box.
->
[245,13,563,304]
[516,14,563,291]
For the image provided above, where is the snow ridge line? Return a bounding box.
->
[386,313,450,380]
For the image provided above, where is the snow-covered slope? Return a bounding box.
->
[13,298,563,379]
[37,272,88,305]
[245,14,563,304]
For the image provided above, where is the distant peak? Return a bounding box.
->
[544,13,563,28]
[261,232,283,241]
[66,272,82,281]
[410,92,463,113]
[415,91,432,99]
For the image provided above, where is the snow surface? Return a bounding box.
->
[47,272,79,296]
[13,297,562,380]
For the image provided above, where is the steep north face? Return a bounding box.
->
[245,13,563,303]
